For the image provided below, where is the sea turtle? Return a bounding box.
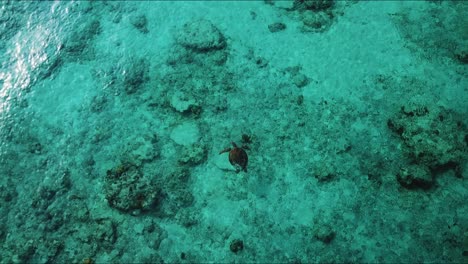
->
[219,142,249,172]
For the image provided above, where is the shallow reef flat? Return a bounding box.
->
[0,1,466,263]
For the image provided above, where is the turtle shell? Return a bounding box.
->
[229,147,248,172]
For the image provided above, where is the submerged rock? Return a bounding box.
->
[396,165,433,189]
[104,163,160,213]
[176,19,226,52]
[388,102,467,179]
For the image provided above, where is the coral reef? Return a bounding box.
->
[300,10,335,32]
[284,66,310,88]
[388,102,467,186]
[155,18,234,124]
[130,14,149,34]
[396,165,433,189]
[268,22,287,33]
[95,56,150,95]
[313,223,336,244]
[75,218,118,251]
[1,1,466,263]
[169,19,228,66]
[293,0,335,11]
[157,168,195,217]
[229,239,244,253]
[302,213,337,245]
[313,160,338,183]
[269,0,339,32]
[176,19,226,52]
[169,91,201,115]
[63,18,101,57]
[122,57,149,94]
[104,162,160,213]
[178,144,208,166]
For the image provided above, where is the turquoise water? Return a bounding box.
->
[0,1,467,263]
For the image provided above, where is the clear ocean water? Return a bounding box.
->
[0,1,467,263]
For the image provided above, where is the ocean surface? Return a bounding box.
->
[0,1,467,263]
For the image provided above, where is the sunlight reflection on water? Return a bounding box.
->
[0,2,65,114]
